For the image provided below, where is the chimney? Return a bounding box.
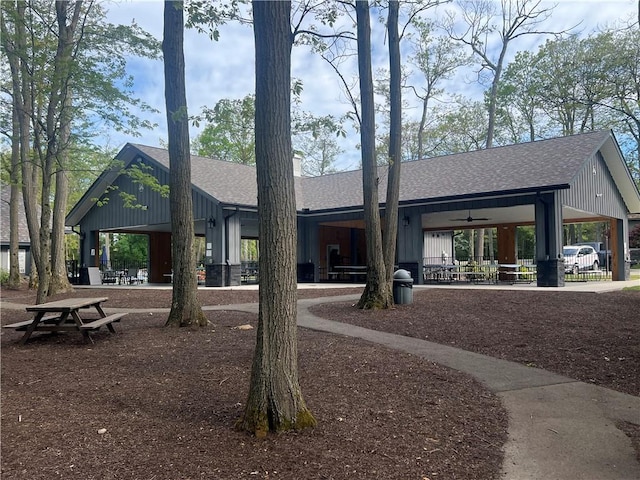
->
[292,155,302,177]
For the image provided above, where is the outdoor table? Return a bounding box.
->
[334,265,367,282]
[423,264,456,283]
[3,297,126,345]
[498,264,536,284]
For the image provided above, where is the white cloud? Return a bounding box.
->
[104,0,638,169]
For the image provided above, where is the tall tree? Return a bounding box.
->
[445,0,560,260]
[595,28,640,182]
[293,113,344,176]
[1,2,25,289]
[1,0,159,302]
[355,0,391,309]
[496,50,545,142]
[238,0,316,436]
[409,18,469,160]
[163,1,207,327]
[382,0,401,292]
[194,95,256,164]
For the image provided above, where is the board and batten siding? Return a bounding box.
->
[423,231,453,261]
[79,159,214,233]
[561,151,627,220]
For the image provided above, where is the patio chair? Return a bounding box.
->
[126,267,140,285]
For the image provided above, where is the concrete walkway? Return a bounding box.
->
[217,291,640,480]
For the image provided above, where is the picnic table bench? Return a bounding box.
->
[3,297,126,344]
[332,265,367,282]
[498,264,536,284]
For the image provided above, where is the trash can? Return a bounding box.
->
[393,269,413,304]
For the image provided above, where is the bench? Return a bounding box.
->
[79,313,127,331]
[499,270,535,284]
[576,269,604,282]
[3,315,62,331]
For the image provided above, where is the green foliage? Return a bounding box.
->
[293,113,345,176]
[495,28,639,183]
[0,269,9,286]
[125,163,170,197]
[194,95,256,164]
[185,0,245,40]
[630,224,640,249]
[94,161,168,208]
[517,226,536,259]
[110,234,148,265]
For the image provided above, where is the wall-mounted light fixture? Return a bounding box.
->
[208,217,216,229]
[403,216,410,227]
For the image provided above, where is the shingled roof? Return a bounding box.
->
[300,130,628,212]
[130,144,260,207]
[0,185,31,245]
[66,129,640,227]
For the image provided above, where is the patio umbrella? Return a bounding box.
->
[101,245,109,268]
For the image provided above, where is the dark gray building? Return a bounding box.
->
[66,129,640,287]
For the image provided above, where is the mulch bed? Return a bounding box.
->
[309,288,640,397]
[2,284,638,478]
[1,285,506,480]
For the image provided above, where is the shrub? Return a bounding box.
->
[630,224,640,248]
[0,269,9,286]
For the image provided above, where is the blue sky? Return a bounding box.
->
[104,0,639,170]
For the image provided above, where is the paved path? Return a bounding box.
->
[3,288,639,479]
[219,294,640,480]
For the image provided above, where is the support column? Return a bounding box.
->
[205,211,225,287]
[535,192,565,287]
[610,218,630,281]
[397,211,423,284]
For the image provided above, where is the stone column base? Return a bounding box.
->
[205,264,242,286]
[536,259,565,287]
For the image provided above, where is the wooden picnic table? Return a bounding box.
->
[3,297,126,345]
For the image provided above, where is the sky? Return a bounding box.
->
[103,0,639,171]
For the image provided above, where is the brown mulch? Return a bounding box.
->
[2,284,638,479]
[1,285,506,480]
[310,288,640,397]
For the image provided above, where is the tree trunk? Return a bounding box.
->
[238,0,316,436]
[163,0,206,328]
[6,1,42,292]
[356,0,392,310]
[383,1,401,290]
[49,87,73,296]
[2,10,24,289]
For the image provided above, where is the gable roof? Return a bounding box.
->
[66,130,640,227]
[301,130,640,213]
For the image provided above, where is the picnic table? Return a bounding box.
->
[3,297,126,345]
[332,265,367,282]
[497,264,536,284]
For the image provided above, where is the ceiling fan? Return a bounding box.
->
[449,210,490,223]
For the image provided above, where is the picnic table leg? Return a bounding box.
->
[70,310,94,344]
[92,304,116,333]
[53,312,71,326]
[19,312,45,345]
